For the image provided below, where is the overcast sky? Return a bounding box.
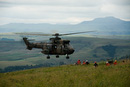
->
[0,0,130,25]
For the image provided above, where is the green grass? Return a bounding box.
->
[0,60,130,87]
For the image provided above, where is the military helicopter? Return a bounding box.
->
[16,31,94,59]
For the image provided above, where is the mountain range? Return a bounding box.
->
[0,16,130,35]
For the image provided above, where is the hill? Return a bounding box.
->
[0,37,130,69]
[0,60,130,87]
[0,16,130,35]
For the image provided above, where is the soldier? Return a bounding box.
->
[86,60,90,65]
[114,60,117,65]
[94,61,98,67]
[83,61,86,65]
[106,61,110,66]
[77,59,81,65]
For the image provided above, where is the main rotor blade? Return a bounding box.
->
[28,39,35,41]
[15,31,96,37]
[0,32,15,35]
[15,33,52,36]
[60,31,96,36]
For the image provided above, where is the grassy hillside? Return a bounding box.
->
[0,60,130,87]
[0,37,130,69]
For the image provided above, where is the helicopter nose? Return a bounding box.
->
[70,49,75,54]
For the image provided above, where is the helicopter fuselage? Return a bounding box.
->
[23,37,74,58]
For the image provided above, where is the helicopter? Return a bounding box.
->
[16,31,94,59]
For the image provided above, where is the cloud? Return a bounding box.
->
[101,0,130,19]
[107,0,130,6]
[0,0,130,25]
[0,0,102,7]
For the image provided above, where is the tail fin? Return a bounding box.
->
[23,37,32,50]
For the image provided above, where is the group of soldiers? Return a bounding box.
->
[106,60,117,66]
[75,59,118,67]
[76,59,98,67]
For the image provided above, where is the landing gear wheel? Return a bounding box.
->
[66,55,69,59]
[56,55,59,58]
[47,55,50,59]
